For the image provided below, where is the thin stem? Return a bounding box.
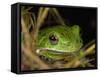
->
[33,8,50,39]
[51,8,65,26]
[21,16,51,69]
[64,41,95,68]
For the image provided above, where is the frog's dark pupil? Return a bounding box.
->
[49,34,58,45]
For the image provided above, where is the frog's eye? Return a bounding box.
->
[49,33,58,45]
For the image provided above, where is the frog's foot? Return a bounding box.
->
[39,55,55,63]
[36,49,54,63]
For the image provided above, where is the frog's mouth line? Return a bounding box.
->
[36,48,77,55]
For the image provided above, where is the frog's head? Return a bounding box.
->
[36,25,83,59]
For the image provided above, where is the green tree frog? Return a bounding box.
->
[36,25,83,60]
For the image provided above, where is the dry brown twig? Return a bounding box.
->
[64,41,95,68]
[33,8,50,39]
[21,16,51,69]
[50,8,66,26]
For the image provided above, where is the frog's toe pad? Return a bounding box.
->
[39,55,55,63]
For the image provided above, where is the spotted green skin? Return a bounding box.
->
[37,25,83,60]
